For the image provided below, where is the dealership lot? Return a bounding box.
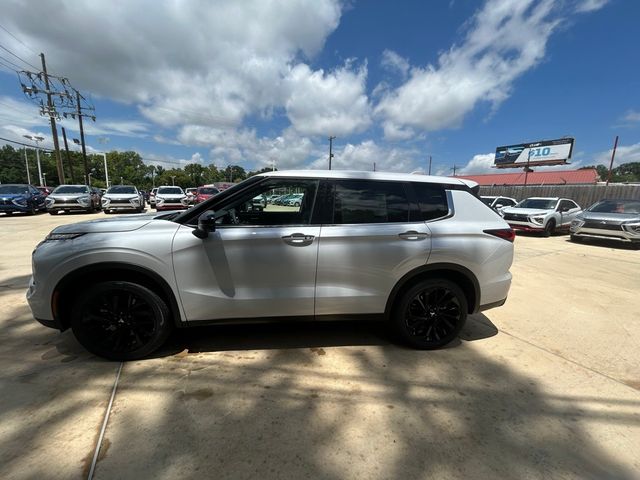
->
[0,212,638,479]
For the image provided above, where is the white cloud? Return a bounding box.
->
[593,142,640,168]
[309,140,420,172]
[284,62,372,136]
[622,110,640,123]
[375,0,560,138]
[575,0,609,13]
[458,153,496,175]
[380,50,410,79]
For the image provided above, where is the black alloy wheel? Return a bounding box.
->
[543,219,556,237]
[70,281,172,360]
[394,279,467,349]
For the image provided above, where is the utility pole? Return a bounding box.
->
[40,53,65,184]
[451,164,458,176]
[61,127,75,183]
[373,162,376,172]
[76,90,89,185]
[606,135,619,186]
[328,136,336,170]
[428,155,432,175]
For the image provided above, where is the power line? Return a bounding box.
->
[0,58,17,72]
[0,42,38,70]
[0,53,22,71]
[0,22,38,55]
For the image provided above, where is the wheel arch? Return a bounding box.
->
[385,263,480,317]
[53,262,183,330]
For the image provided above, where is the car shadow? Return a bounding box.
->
[153,313,499,358]
[565,237,640,250]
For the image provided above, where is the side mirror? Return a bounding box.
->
[495,204,504,209]
[192,210,217,239]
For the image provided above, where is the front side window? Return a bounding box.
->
[331,180,410,224]
[214,178,318,226]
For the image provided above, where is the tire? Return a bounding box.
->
[48,210,57,215]
[570,234,581,243]
[27,203,37,215]
[70,281,173,361]
[543,219,556,237]
[392,278,468,349]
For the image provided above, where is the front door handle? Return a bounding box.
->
[282,233,315,245]
[398,231,429,241]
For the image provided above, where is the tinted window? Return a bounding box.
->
[588,200,640,214]
[198,187,219,195]
[157,187,184,195]
[0,185,29,195]
[517,198,557,209]
[332,180,409,224]
[412,183,449,221]
[107,186,137,194]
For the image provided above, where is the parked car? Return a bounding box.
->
[570,199,640,245]
[194,186,220,204]
[148,188,158,207]
[185,187,198,205]
[502,197,582,236]
[45,185,101,214]
[480,196,518,216]
[274,193,296,205]
[27,170,514,360]
[154,186,189,211]
[284,193,305,207]
[36,186,53,196]
[101,185,145,213]
[0,184,47,215]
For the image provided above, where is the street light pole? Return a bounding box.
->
[102,153,110,188]
[170,175,176,186]
[42,173,47,187]
[88,172,93,186]
[24,147,31,185]
[328,136,336,170]
[23,135,45,186]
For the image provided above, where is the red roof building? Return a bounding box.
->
[455,168,599,186]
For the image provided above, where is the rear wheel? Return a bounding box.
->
[393,279,467,349]
[48,210,57,215]
[70,281,173,360]
[543,219,556,237]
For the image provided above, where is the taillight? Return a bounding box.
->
[484,228,515,242]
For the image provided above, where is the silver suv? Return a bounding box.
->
[27,171,514,360]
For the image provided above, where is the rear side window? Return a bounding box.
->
[332,180,410,224]
[411,182,449,221]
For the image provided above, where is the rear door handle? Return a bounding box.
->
[282,233,315,245]
[398,231,429,241]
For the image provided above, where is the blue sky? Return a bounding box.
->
[0,0,638,175]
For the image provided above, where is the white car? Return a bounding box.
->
[480,196,518,216]
[502,197,582,236]
[154,186,189,211]
[27,170,514,360]
[101,185,144,213]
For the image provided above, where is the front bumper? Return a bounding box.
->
[506,221,545,232]
[0,203,31,213]
[47,202,90,211]
[571,226,640,243]
[26,275,62,329]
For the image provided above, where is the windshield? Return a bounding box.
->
[107,186,137,194]
[157,187,184,195]
[0,185,29,195]
[588,200,640,214]
[516,198,557,210]
[52,186,89,194]
[198,187,219,195]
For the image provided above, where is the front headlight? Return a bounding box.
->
[45,197,55,206]
[12,197,28,206]
[44,232,86,242]
[101,197,111,206]
[77,195,91,206]
[129,197,140,206]
[156,196,165,205]
[181,197,189,206]
[571,218,585,227]
[530,215,546,225]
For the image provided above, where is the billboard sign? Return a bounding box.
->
[494,138,574,168]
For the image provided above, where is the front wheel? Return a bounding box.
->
[70,281,173,361]
[393,279,467,349]
[543,219,556,237]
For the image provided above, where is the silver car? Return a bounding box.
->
[45,184,101,214]
[570,199,640,245]
[101,185,145,213]
[27,170,514,360]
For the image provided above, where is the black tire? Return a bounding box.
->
[48,210,57,215]
[393,279,468,349]
[27,203,37,215]
[543,219,556,237]
[70,281,173,361]
[570,234,581,243]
